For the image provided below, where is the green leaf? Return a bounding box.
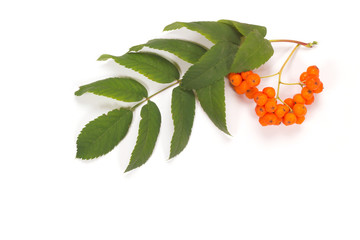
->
[75,77,148,102]
[129,39,207,64]
[163,21,241,44]
[230,29,274,73]
[169,87,195,159]
[98,52,180,84]
[196,79,229,135]
[181,41,239,90]
[218,19,267,37]
[125,101,161,172]
[76,108,133,159]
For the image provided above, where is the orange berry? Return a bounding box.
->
[304,95,315,105]
[245,87,259,99]
[293,93,306,105]
[283,112,297,126]
[284,98,295,109]
[263,113,279,125]
[241,71,253,80]
[255,105,266,117]
[233,85,242,94]
[300,72,308,83]
[307,65,319,76]
[264,98,278,113]
[227,72,236,79]
[312,81,323,94]
[301,87,314,101]
[305,75,321,91]
[274,104,289,118]
[228,72,242,86]
[274,116,282,125]
[293,104,307,117]
[245,73,261,87]
[262,87,276,98]
[254,92,268,106]
[259,116,268,126]
[296,116,305,124]
[234,81,249,94]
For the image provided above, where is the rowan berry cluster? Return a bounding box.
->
[227,65,323,126]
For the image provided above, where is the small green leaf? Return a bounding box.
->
[230,29,274,73]
[97,54,114,61]
[75,77,148,102]
[98,52,180,84]
[218,19,267,37]
[128,44,145,52]
[163,21,241,44]
[125,101,161,172]
[129,39,207,64]
[196,79,229,135]
[76,108,133,159]
[181,41,239,90]
[169,87,196,159]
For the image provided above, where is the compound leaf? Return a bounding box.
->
[169,87,195,159]
[129,39,207,64]
[75,77,148,102]
[181,41,239,90]
[98,52,180,84]
[163,21,241,44]
[76,108,133,159]
[218,19,267,37]
[196,79,229,135]
[230,29,274,73]
[125,101,161,172]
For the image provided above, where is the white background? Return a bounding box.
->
[1,0,359,239]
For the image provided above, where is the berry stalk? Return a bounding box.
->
[276,44,301,108]
[270,39,318,48]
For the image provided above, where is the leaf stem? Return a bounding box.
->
[130,80,181,111]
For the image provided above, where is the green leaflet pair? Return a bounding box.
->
[75,19,274,172]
